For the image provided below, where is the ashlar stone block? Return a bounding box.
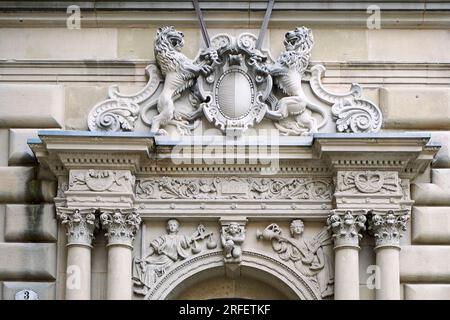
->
[5,204,57,242]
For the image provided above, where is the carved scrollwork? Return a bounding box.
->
[135,177,332,200]
[309,64,382,133]
[88,64,163,132]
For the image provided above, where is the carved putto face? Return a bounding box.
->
[283,27,313,53]
[157,26,185,52]
[226,223,240,235]
[166,219,180,233]
[290,219,304,237]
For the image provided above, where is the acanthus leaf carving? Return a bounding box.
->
[327,210,367,248]
[56,207,99,247]
[257,219,334,298]
[367,209,409,248]
[100,209,141,247]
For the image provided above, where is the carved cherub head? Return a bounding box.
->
[166,219,180,234]
[290,219,304,237]
[225,222,241,236]
[283,27,314,53]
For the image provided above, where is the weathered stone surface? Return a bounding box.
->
[0,243,56,281]
[2,282,55,300]
[117,28,156,59]
[0,130,8,166]
[429,132,450,168]
[359,284,376,300]
[5,204,57,242]
[404,284,450,300]
[0,84,64,128]
[400,246,450,282]
[0,28,117,60]
[0,205,5,242]
[8,129,39,165]
[0,167,36,203]
[380,87,450,129]
[368,30,450,63]
[412,207,450,244]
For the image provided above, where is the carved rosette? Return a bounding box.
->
[100,209,142,248]
[368,210,409,249]
[327,210,367,248]
[57,208,98,247]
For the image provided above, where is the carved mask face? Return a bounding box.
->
[167,220,180,233]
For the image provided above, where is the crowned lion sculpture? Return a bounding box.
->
[144,26,218,135]
[264,27,327,135]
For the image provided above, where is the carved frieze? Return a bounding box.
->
[132,219,217,296]
[336,171,400,194]
[257,219,334,298]
[69,169,135,193]
[135,177,332,200]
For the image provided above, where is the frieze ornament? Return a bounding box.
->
[100,209,141,247]
[135,176,332,200]
[327,210,367,248]
[132,219,217,296]
[87,26,382,136]
[367,210,409,248]
[337,171,400,194]
[257,220,334,298]
[56,208,98,247]
[69,169,135,193]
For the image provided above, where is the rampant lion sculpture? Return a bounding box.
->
[264,27,327,135]
[143,26,217,135]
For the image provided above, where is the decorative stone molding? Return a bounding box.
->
[136,177,332,200]
[100,209,141,248]
[132,219,216,296]
[367,209,410,248]
[257,219,334,298]
[336,171,400,195]
[327,210,367,248]
[56,207,98,247]
[69,169,135,193]
[87,26,382,136]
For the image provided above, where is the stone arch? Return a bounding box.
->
[145,250,322,300]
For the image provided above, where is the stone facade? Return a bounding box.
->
[0,1,449,300]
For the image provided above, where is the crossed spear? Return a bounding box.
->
[192,0,275,52]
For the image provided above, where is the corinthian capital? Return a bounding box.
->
[57,208,98,247]
[368,209,409,249]
[327,209,367,248]
[100,209,141,248]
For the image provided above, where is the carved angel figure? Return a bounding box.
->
[257,219,334,298]
[263,27,327,135]
[132,219,216,296]
[146,26,218,135]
